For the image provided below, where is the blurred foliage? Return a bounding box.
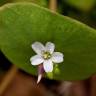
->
[0,51,11,71]
[0,0,11,6]
[12,0,48,7]
[58,0,96,29]
[63,0,95,12]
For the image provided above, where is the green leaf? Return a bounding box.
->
[64,0,95,12]
[0,3,96,80]
[0,0,11,6]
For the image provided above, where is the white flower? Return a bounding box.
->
[30,42,64,73]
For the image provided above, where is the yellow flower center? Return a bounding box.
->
[43,51,51,59]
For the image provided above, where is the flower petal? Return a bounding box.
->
[37,74,42,84]
[51,52,64,63]
[32,42,45,55]
[30,55,44,65]
[37,64,44,84]
[45,42,55,54]
[43,59,53,72]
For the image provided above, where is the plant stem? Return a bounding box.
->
[0,65,18,95]
[49,0,57,12]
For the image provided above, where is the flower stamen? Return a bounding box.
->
[42,51,51,59]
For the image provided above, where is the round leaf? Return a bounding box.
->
[0,3,96,80]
